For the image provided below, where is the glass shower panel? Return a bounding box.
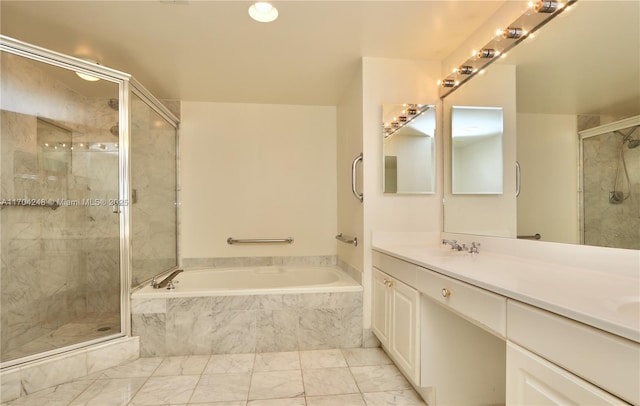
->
[1,51,122,363]
[130,93,178,286]
[582,128,640,249]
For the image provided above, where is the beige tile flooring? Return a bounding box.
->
[3,348,427,406]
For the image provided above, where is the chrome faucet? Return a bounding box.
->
[442,239,465,251]
[151,269,183,289]
[469,242,480,254]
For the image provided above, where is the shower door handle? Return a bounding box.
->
[352,153,363,202]
[515,161,521,197]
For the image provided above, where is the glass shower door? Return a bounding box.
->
[1,51,123,364]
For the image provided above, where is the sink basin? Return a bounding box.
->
[617,297,640,317]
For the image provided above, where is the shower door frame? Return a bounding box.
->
[0,35,179,369]
[577,115,640,245]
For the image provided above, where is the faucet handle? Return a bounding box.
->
[469,242,480,254]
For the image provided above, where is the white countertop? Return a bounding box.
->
[372,241,640,343]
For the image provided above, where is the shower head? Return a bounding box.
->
[615,126,640,149]
[108,98,119,111]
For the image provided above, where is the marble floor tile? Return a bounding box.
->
[341,348,392,367]
[302,367,359,397]
[129,375,199,405]
[248,370,304,400]
[187,402,245,406]
[253,351,300,372]
[299,349,347,369]
[247,398,306,406]
[153,355,210,376]
[99,357,163,379]
[4,380,94,406]
[362,389,427,405]
[204,353,254,374]
[349,365,411,393]
[69,377,147,406]
[190,373,251,403]
[306,393,366,406]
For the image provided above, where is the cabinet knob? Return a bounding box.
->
[383,279,394,287]
[441,288,451,298]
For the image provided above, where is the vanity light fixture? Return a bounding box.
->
[501,27,525,39]
[440,79,456,88]
[456,66,475,75]
[383,104,432,139]
[248,2,279,23]
[477,48,499,58]
[535,1,561,13]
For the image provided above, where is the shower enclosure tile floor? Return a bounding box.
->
[2,313,120,362]
[2,348,427,405]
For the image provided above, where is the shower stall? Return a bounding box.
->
[0,36,179,368]
[580,116,640,250]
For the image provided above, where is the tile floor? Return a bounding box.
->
[3,348,427,406]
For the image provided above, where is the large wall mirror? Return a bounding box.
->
[443,1,640,250]
[382,104,436,194]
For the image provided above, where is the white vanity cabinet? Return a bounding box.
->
[372,267,421,384]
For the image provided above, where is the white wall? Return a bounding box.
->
[453,134,502,194]
[517,113,578,244]
[180,102,337,259]
[337,67,365,273]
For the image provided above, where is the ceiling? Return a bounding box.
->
[0,1,507,106]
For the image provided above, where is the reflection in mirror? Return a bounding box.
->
[382,104,436,194]
[443,1,639,250]
[451,106,503,194]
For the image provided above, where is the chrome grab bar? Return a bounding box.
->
[517,233,541,240]
[351,153,363,202]
[515,161,521,197]
[0,199,59,210]
[227,237,293,245]
[335,233,358,247]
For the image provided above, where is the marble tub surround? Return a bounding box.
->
[0,348,426,406]
[0,336,139,404]
[372,232,640,342]
[132,291,363,356]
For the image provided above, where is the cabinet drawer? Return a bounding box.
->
[372,250,416,286]
[416,268,506,337]
[508,300,639,405]
[507,342,628,405]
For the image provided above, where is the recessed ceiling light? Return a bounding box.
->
[249,2,278,23]
[75,59,101,82]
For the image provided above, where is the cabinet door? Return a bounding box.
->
[507,342,628,405]
[372,268,390,347]
[390,277,420,383]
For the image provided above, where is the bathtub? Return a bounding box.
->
[132,265,362,298]
[131,265,364,355]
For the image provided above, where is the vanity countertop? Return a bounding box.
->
[372,242,640,343]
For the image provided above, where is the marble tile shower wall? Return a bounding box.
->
[579,114,640,250]
[132,292,363,357]
[0,52,120,360]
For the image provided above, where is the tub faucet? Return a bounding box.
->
[151,269,183,289]
[442,239,465,251]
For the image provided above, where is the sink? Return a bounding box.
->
[616,297,640,317]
